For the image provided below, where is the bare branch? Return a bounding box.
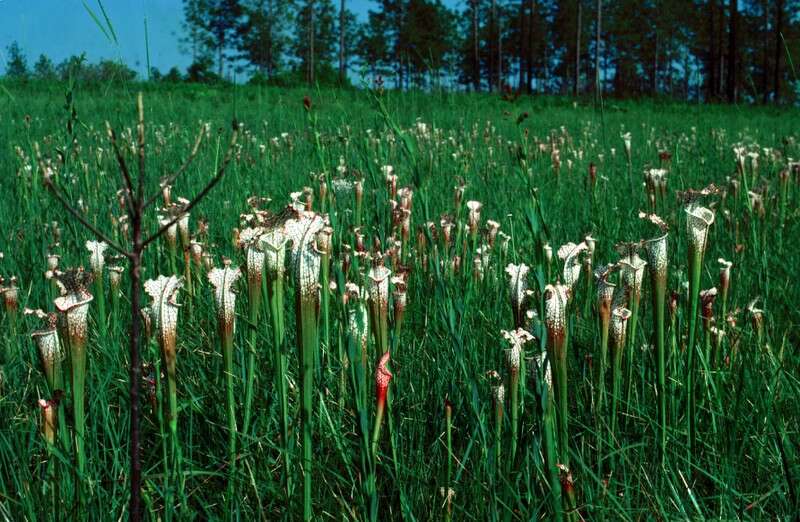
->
[142,124,205,209]
[35,143,130,257]
[106,122,135,216]
[136,93,145,204]
[141,122,240,249]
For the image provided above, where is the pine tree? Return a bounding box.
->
[206,0,245,77]
[238,0,289,79]
[33,54,57,81]
[181,0,213,64]
[5,42,29,79]
[292,0,339,84]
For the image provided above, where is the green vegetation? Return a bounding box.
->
[0,83,798,520]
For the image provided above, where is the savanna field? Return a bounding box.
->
[0,83,799,520]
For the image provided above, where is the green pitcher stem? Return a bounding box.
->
[222,327,237,517]
[596,314,610,474]
[55,356,71,455]
[544,386,564,522]
[625,293,640,417]
[94,277,106,336]
[69,334,87,514]
[168,243,178,276]
[494,401,503,473]
[70,342,86,473]
[598,317,610,409]
[110,286,120,334]
[670,313,678,428]
[554,322,570,466]
[687,247,702,464]
[267,275,290,500]
[445,404,453,522]
[167,366,184,501]
[611,338,624,453]
[297,297,319,521]
[557,350,569,464]
[371,305,389,356]
[153,346,171,522]
[652,276,667,466]
[320,253,330,377]
[509,370,519,470]
[242,286,260,436]
[371,402,385,459]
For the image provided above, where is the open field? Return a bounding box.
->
[0,84,799,520]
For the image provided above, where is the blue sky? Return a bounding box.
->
[0,0,460,76]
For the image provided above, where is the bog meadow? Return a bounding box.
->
[1,0,800,520]
[0,82,797,521]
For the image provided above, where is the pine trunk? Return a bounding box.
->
[339,0,346,84]
[518,1,528,90]
[595,0,602,102]
[761,0,769,103]
[708,0,716,100]
[490,0,497,91]
[574,0,582,97]
[773,0,784,101]
[497,0,503,90]
[527,0,536,93]
[727,0,737,102]
[652,33,659,95]
[309,0,315,85]
[472,0,480,91]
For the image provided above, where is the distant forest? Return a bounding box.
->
[3,0,799,103]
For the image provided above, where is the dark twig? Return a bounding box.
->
[105,122,135,216]
[136,94,146,203]
[34,143,129,257]
[142,125,205,209]
[126,92,147,522]
[141,122,239,249]
[128,222,143,522]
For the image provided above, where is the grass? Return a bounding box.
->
[0,81,799,520]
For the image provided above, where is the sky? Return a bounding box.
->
[0,0,460,77]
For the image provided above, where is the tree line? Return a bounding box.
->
[4,0,799,103]
[3,45,144,85]
[180,0,799,102]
